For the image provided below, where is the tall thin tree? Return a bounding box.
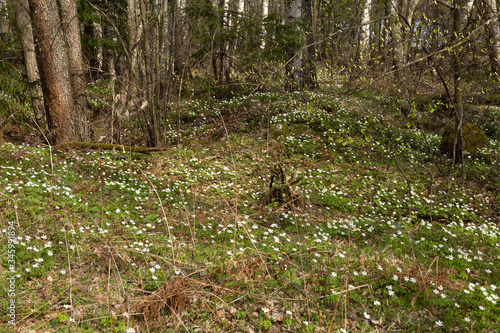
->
[452,0,465,163]
[302,0,317,88]
[484,0,500,74]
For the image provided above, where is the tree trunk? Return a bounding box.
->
[104,23,118,143]
[261,0,268,48]
[93,20,103,75]
[0,0,9,39]
[14,0,46,130]
[211,0,229,84]
[138,0,172,147]
[302,0,317,88]
[359,0,372,62]
[28,0,74,144]
[372,2,382,59]
[388,0,422,115]
[173,0,188,75]
[115,0,142,142]
[285,0,303,89]
[139,0,160,147]
[60,0,90,141]
[485,0,500,74]
[262,0,268,18]
[452,0,464,163]
[383,0,392,64]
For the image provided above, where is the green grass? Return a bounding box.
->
[0,91,499,332]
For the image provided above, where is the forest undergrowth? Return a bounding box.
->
[1,90,499,332]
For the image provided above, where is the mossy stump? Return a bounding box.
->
[440,123,489,156]
[269,123,290,140]
[184,139,207,149]
[261,163,304,209]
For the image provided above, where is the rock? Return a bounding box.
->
[440,123,489,155]
[269,123,290,139]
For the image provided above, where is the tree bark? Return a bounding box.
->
[285,0,303,89]
[93,20,103,74]
[388,0,422,115]
[452,0,464,163]
[14,0,46,130]
[60,0,89,141]
[485,0,500,74]
[261,0,268,48]
[359,0,372,61]
[28,0,74,144]
[302,0,317,88]
[114,0,142,143]
[0,0,9,39]
[139,0,158,146]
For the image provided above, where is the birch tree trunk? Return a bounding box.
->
[60,0,89,141]
[485,0,500,74]
[222,0,230,82]
[285,0,303,89]
[461,0,474,27]
[174,0,188,75]
[238,0,244,16]
[359,0,372,61]
[14,0,46,130]
[28,0,74,144]
[0,0,8,38]
[261,0,268,48]
[93,20,103,74]
[262,0,268,18]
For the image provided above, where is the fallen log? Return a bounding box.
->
[53,142,170,154]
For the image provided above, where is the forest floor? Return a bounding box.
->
[1,90,499,332]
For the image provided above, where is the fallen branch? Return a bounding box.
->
[53,142,170,154]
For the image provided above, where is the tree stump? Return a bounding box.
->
[261,163,304,209]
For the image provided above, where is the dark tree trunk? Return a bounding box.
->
[452,0,464,163]
[28,0,74,144]
[60,0,89,141]
[14,0,46,130]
